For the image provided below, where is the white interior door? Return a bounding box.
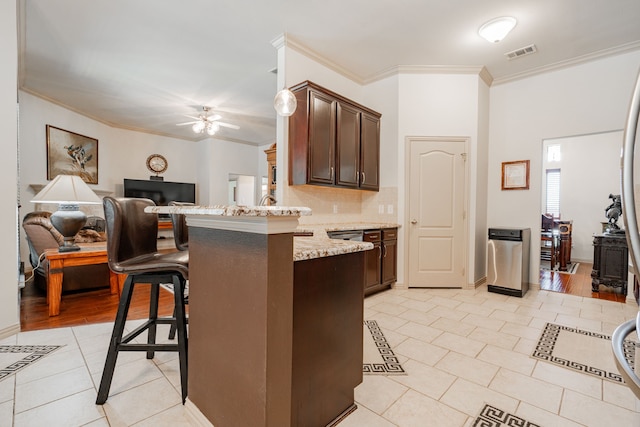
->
[407,137,467,287]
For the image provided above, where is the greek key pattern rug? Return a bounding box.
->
[0,345,63,381]
[532,322,639,383]
[363,320,405,375]
[473,404,540,427]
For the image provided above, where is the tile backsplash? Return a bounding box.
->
[283,185,398,225]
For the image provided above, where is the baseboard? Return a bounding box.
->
[0,323,20,339]
[390,281,407,290]
[184,399,213,427]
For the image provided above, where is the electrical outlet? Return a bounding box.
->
[387,204,394,214]
[333,204,338,214]
[378,204,384,214]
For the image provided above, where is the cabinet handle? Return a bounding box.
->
[330,167,334,180]
[382,245,387,258]
[411,219,417,224]
[361,172,366,184]
[378,245,382,259]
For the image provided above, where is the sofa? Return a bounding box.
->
[22,211,110,292]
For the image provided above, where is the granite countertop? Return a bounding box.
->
[145,206,395,261]
[293,236,373,261]
[145,205,313,217]
[297,222,401,237]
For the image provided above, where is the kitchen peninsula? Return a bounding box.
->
[145,205,373,427]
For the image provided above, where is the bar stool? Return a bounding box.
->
[96,197,189,404]
[169,201,192,251]
[168,201,192,339]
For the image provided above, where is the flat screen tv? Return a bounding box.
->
[123,179,196,218]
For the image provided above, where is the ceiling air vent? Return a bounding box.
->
[505,44,537,60]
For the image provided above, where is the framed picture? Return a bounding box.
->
[501,160,530,190]
[46,125,98,184]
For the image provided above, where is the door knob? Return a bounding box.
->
[411,219,417,224]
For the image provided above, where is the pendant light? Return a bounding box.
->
[273,87,297,116]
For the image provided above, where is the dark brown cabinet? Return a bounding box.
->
[364,230,382,291]
[382,228,398,284]
[591,233,628,294]
[289,80,381,191]
[363,228,397,295]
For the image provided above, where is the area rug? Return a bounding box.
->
[363,320,405,375]
[540,261,579,274]
[0,345,63,381]
[531,322,639,384]
[473,404,540,427]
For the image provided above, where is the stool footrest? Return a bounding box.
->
[122,318,176,344]
[117,343,179,352]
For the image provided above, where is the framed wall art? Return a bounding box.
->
[501,160,529,190]
[46,125,98,184]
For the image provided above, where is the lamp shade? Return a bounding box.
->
[274,88,297,116]
[31,174,102,205]
[479,16,517,43]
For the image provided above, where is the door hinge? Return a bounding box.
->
[461,267,465,276]
[462,210,466,220]
[461,153,467,161]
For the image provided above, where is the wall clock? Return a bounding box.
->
[146,154,168,175]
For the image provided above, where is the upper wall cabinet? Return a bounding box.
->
[288,81,381,191]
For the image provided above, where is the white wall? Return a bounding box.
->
[488,50,640,284]
[542,131,623,262]
[204,139,262,205]
[0,0,19,335]
[18,91,264,264]
[398,73,485,286]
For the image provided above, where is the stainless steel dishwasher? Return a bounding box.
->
[487,228,530,297]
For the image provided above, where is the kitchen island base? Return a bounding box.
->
[188,224,364,427]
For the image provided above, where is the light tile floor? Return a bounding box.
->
[1,285,639,426]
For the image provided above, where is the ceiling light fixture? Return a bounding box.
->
[273,87,297,116]
[478,16,517,43]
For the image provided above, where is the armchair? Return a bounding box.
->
[22,211,109,292]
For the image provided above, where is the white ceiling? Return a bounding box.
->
[19,0,640,145]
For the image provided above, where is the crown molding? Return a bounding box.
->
[18,88,266,146]
[492,40,640,86]
[365,65,493,86]
[278,34,365,84]
[277,34,493,86]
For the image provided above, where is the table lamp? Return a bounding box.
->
[30,174,102,252]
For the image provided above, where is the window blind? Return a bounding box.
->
[545,168,561,217]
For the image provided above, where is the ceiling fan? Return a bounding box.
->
[177,106,240,136]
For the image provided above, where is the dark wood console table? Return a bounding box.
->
[591,233,628,294]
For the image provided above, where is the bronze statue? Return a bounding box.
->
[605,193,623,232]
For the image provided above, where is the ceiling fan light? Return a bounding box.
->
[192,121,205,133]
[479,16,517,43]
[206,122,220,135]
[274,88,297,116]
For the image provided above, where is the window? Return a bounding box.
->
[545,168,561,217]
[547,144,561,162]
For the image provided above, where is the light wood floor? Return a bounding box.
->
[19,262,627,332]
[539,261,628,303]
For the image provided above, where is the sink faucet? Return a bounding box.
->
[259,194,277,206]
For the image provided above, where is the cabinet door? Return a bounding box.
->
[365,242,382,290]
[335,102,361,188]
[308,90,336,185]
[359,112,380,191]
[382,239,397,284]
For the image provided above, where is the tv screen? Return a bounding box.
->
[123,179,196,218]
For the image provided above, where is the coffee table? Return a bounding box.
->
[44,243,126,316]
